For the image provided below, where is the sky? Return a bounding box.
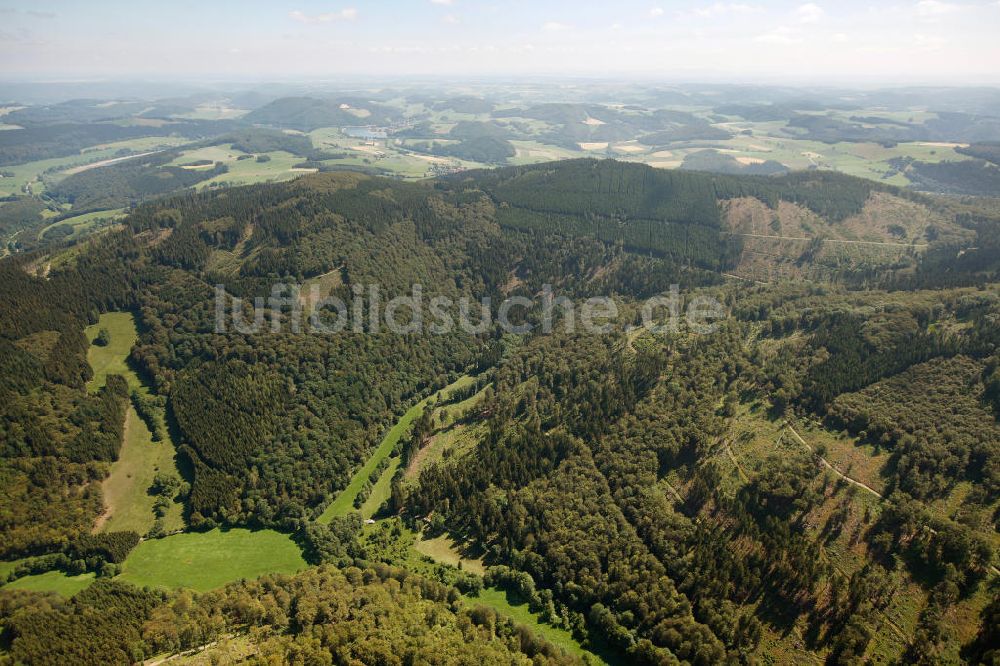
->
[1,0,999,84]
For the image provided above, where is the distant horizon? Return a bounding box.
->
[3,75,1000,88]
[2,1,999,86]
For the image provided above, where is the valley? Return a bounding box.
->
[5,84,1000,265]
[4,1,1000,661]
[1,155,999,664]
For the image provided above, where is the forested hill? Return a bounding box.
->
[2,159,1000,664]
[452,158,887,223]
[0,159,993,546]
[442,159,993,282]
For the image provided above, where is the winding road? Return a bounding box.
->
[722,231,927,249]
[783,422,884,499]
[785,421,1000,577]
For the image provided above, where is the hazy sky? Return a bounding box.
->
[1,1,999,84]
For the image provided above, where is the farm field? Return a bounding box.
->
[174,103,249,120]
[168,144,307,188]
[509,140,586,165]
[116,528,307,592]
[0,150,126,197]
[0,136,190,197]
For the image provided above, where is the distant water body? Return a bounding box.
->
[343,126,387,140]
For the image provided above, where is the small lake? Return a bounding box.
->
[343,126,388,140]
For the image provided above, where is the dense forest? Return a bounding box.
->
[0,120,235,166]
[48,152,229,212]
[0,566,579,664]
[242,97,400,132]
[1,158,999,664]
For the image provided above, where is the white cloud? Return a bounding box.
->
[430,0,453,4]
[688,3,760,19]
[442,13,459,24]
[289,8,358,24]
[649,7,665,17]
[542,21,571,31]
[915,0,959,18]
[795,3,825,24]
[754,26,803,44]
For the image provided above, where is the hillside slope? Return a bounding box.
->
[1,159,999,664]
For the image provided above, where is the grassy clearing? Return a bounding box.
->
[468,588,614,664]
[98,410,184,535]
[404,421,488,483]
[167,144,307,189]
[318,374,475,523]
[3,571,96,597]
[85,312,184,534]
[117,528,307,592]
[85,312,140,393]
[357,375,484,516]
[359,455,401,519]
[792,416,889,495]
[38,208,125,241]
[413,532,486,575]
[0,558,28,579]
[0,136,189,197]
[298,266,343,314]
[367,517,609,664]
[429,380,488,428]
[154,634,258,665]
[397,377,490,484]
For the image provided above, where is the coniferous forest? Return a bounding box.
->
[1,157,1000,664]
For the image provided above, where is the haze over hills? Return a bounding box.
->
[2,0,1000,664]
[3,81,1000,261]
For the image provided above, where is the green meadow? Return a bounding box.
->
[0,136,189,197]
[38,208,125,242]
[85,312,184,534]
[3,571,96,597]
[116,528,307,592]
[319,374,476,523]
[85,312,141,393]
[468,587,616,665]
[0,150,123,197]
[168,144,308,189]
